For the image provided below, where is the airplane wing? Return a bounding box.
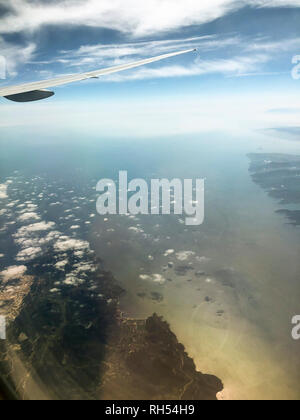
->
[0,49,196,102]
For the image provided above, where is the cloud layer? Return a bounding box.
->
[0,0,300,36]
[10,32,297,83]
[0,2,300,80]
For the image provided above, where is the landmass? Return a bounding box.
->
[0,256,222,400]
[0,171,223,400]
[248,153,300,225]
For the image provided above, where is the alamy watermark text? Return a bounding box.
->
[292,315,300,340]
[96,171,204,226]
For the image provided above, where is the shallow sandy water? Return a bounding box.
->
[90,133,300,400]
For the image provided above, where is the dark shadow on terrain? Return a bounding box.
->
[1,252,223,400]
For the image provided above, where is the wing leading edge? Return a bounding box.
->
[0,49,196,102]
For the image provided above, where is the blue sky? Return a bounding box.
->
[0,0,300,138]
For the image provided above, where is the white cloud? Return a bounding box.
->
[0,183,8,199]
[16,247,42,261]
[59,35,239,69]
[54,237,90,253]
[152,274,166,284]
[8,32,281,84]
[101,54,270,82]
[6,200,19,208]
[50,35,275,84]
[13,216,61,262]
[15,221,56,238]
[63,274,85,286]
[1,0,300,36]
[18,212,41,222]
[129,226,144,234]
[50,288,60,293]
[43,231,61,241]
[73,262,97,274]
[164,249,175,257]
[55,259,68,270]
[14,230,61,249]
[176,251,196,261]
[0,1,241,35]
[0,36,36,77]
[0,265,27,280]
[139,273,166,284]
[246,37,300,53]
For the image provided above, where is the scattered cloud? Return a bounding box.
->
[18,33,300,85]
[73,261,97,274]
[49,288,60,293]
[63,274,85,286]
[59,35,239,69]
[54,237,90,253]
[0,176,96,289]
[139,273,166,284]
[55,259,69,271]
[16,247,42,261]
[18,212,41,222]
[15,221,56,237]
[0,265,27,280]
[164,249,175,257]
[14,230,61,249]
[0,183,8,199]
[0,1,299,82]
